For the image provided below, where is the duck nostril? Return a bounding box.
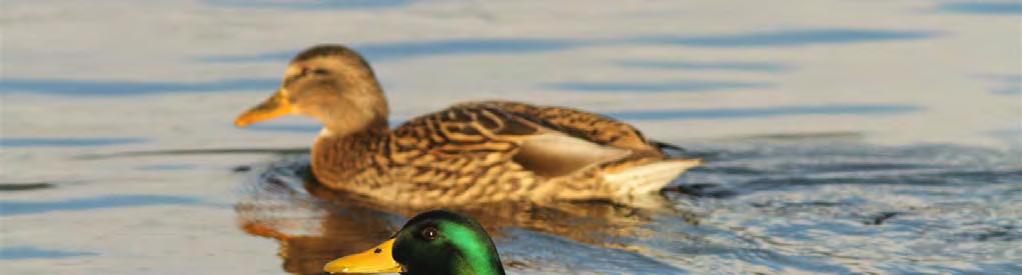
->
[374,248,383,254]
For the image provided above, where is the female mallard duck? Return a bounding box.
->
[323,210,504,275]
[235,44,700,207]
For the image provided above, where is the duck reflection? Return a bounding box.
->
[235,161,694,275]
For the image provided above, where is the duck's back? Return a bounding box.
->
[315,101,698,207]
[456,101,664,154]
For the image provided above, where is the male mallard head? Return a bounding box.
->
[235,44,389,135]
[324,210,506,275]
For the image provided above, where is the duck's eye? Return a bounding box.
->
[421,226,439,241]
[311,68,330,76]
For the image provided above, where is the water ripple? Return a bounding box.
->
[615,60,793,73]
[0,137,147,147]
[0,195,203,216]
[546,80,773,93]
[605,104,921,121]
[0,246,97,260]
[635,29,940,48]
[205,0,411,10]
[0,78,277,96]
[934,2,1022,15]
[199,28,938,63]
[199,38,583,63]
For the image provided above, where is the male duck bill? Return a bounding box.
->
[235,44,701,207]
[324,210,505,275]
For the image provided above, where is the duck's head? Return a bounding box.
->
[324,210,505,275]
[234,44,389,135]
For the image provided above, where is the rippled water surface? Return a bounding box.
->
[2,1,1020,274]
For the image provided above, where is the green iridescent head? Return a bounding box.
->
[325,210,505,275]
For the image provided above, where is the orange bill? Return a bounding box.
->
[324,238,403,274]
[234,89,294,127]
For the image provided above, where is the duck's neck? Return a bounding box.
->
[442,224,506,275]
[451,250,505,275]
[311,122,389,183]
[406,251,505,275]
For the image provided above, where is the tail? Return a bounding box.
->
[602,158,702,199]
[650,139,687,154]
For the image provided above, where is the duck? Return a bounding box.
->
[234,44,701,207]
[323,210,505,275]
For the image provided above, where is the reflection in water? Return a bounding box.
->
[234,158,696,274]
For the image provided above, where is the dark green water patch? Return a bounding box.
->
[0,182,56,192]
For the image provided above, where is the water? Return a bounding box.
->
[223,139,1021,274]
[2,1,1020,274]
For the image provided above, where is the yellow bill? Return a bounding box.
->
[324,238,404,274]
[234,89,294,127]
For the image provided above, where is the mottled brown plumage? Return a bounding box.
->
[235,44,700,207]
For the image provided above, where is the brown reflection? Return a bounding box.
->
[235,164,695,275]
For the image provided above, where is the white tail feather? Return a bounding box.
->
[604,159,702,198]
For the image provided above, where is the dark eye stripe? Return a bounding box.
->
[283,76,300,86]
[282,68,329,86]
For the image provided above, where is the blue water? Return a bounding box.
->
[0,195,202,216]
[631,29,940,48]
[604,104,921,121]
[232,140,1022,274]
[0,138,148,147]
[0,246,97,260]
[205,0,413,10]
[613,60,793,73]
[2,1,1019,274]
[545,80,774,93]
[199,28,938,64]
[934,2,1022,15]
[0,78,277,96]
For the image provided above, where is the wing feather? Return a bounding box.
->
[388,104,634,178]
[456,101,665,153]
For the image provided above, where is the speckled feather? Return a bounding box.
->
[312,102,692,207]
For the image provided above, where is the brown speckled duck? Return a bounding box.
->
[234,44,701,207]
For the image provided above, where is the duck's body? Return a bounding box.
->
[311,101,699,207]
[236,45,700,208]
